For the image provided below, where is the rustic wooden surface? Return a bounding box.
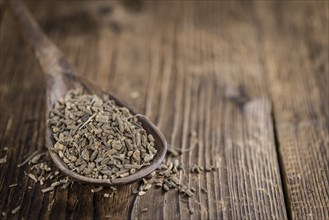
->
[0,1,328,219]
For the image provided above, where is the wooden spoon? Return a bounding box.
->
[8,0,167,186]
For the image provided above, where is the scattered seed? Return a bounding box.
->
[11,206,21,215]
[163,184,169,192]
[191,164,200,174]
[104,193,110,198]
[201,188,208,193]
[8,183,18,188]
[185,189,194,197]
[41,186,54,193]
[50,181,62,188]
[0,155,7,164]
[48,199,55,211]
[91,186,103,193]
[144,184,152,191]
[110,186,117,191]
[30,153,45,164]
[138,191,146,196]
[155,183,163,187]
[167,148,180,157]
[17,151,38,167]
[26,173,38,182]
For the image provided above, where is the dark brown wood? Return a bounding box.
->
[255,1,329,219]
[7,0,167,186]
[0,0,327,219]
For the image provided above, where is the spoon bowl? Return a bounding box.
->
[8,0,167,186]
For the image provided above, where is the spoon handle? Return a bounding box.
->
[7,0,73,78]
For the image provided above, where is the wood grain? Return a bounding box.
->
[0,0,327,219]
[130,2,287,219]
[256,1,329,219]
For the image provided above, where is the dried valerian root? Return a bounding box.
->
[0,155,7,164]
[15,113,212,217]
[48,89,157,180]
[11,206,21,215]
[133,135,218,201]
[190,164,217,174]
[18,151,74,194]
[134,158,196,198]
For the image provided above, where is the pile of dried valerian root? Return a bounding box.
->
[6,133,216,216]
[17,151,73,193]
[48,89,157,180]
[16,140,216,198]
[4,90,217,216]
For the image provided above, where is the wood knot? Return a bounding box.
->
[225,85,250,107]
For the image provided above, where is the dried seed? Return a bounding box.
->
[146,171,156,179]
[95,114,109,123]
[144,184,152,191]
[0,156,7,164]
[167,148,179,157]
[153,179,162,184]
[141,208,148,213]
[169,177,180,186]
[155,183,163,187]
[11,206,21,215]
[132,150,141,162]
[90,150,98,161]
[185,189,194,197]
[91,186,103,193]
[48,199,55,211]
[119,172,130,178]
[54,142,65,151]
[81,149,90,161]
[148,134,155,142]
[8,183,18,188]
[143,154,153,162]
[191,164,200,174]
[69,155,77,162]
[100,170,112,176]
[41,187,54,193]
[26,173,38,182]
[58,150,64,158]
[17,151,38,167]
[104,193,110,198]
[50,181,62,188]
[138,191,146,196]
[110,186,117,191]
[164,179,173,188]
[124,164,141,169]
[163,184,169,192]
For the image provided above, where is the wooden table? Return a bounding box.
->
[0,1,328,219]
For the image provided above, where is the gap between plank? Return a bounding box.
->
[271,110,292,220]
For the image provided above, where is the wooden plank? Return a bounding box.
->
[255,1,329,219]
[0,1,289,219]
[130,1,287,219]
